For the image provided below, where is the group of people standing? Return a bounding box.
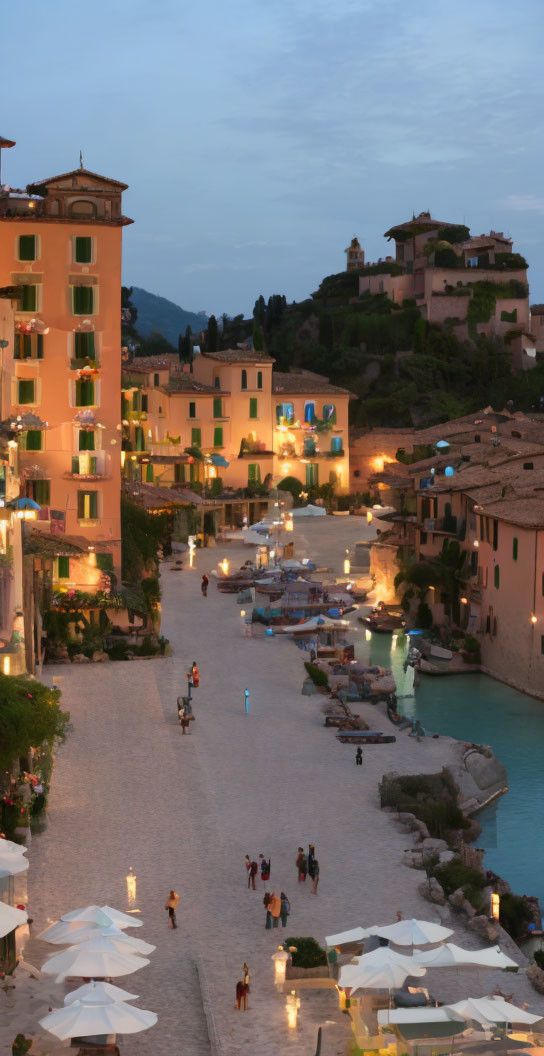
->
[263,890,290,929]
[245,853,271,889]
[296,843,320,894]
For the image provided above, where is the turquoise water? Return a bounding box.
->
[362,631,544,909]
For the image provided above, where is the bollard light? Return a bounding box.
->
[220,558,229,576]
[367,511,373,523]
[343,558,350,575]
[272,947,289,986]
[491,892,500,920]
[126,867,137,907]
[286,990,300,1029]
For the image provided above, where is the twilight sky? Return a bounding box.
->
[3,0,544,317]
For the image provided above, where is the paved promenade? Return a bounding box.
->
[22,518,540,1055]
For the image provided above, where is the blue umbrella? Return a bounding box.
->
[435,440,450,449]
[210,454,229,467]
[7,497,41,511]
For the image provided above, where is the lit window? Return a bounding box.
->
[77,490,98,520]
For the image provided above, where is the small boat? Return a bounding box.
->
[359,611,406,634]
[336,729,396,744]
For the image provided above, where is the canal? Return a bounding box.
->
[362,630,544,911]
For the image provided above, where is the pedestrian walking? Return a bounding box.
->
[191,661,200,687]
[296,847,307,883]
[280,891,291,927]
[165,890,179,928]
[201,574,209,597]
[356,747,363,766]
[244,854,251,878]
[308,844,316,881]
[264,891,272,929]
[259,853,271,883]
[311,859,320,895]
[269,891,281,928]
[248,860,258,890]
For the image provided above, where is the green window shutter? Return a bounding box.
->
[74,332,95,359]
[141,394,148,412]
[241,369,247,390]
[89,456,97,474]
[189,463,198,483]
[77,492,84,518]
[32,479,50,504]
[18,379,35,403]
[213,397,222,418]
[494,565,500,589]
[189,401,196,419]
[19,235,36,261]
[213,426,223,447]
[512,537,518,561]
[79,429,95,451]
[323,403,336,424]
[37,334,44,359]
[95,552,113,572]
[21,285,37,312]
[132,391,141,412]
[191,428,201,446]
[145,463,154,482]
[73,285,94,314]
[58,556,70,579]
[75,237,92,263]
[72,456,79,474]
[75,380,94,406]
[25,429,42,451]
[174,463,185,483]
[248,463,261,484]
[249,398,258,419]
[135,426,145,451]
[257,371,262,389]
[78,491,98,519]
[306,464,318,486]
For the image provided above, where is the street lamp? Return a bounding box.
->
[272,947,289,986]
[286,990,300,1029]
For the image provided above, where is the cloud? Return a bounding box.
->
[501,195,544,215]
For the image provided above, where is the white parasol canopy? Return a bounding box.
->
[64,981,139,1006]
[0,851,29,877]
[0,901,28,938]
[446,996,543,1026]
[369,918,453,946]
[42,943,149,981]
[325,927,370,947]
[61,904,142,928]
[276,615,350,633]
[415,944,518,970]
[39,998,157,1039]
[293,504,326,517]
[338,947,426,992]
[378,1008,465,1027]
[0,839,28,855]
[40,921,154,955]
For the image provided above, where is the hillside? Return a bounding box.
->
[131,287,208,345]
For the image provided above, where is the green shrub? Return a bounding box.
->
[0,674,68,770]
[31,792,46,816]
[284,936,328,969]
[304,662,329,688]
[136,636,158,657]
[379,771,469,840]
[499,893,532,940]
[430,856,486,897]
[105,640,130,661]
[415,601,433,629]
[534,950,544,971]
[278,476,303,501]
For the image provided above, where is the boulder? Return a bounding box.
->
[469,915,500,943]
[438,850,456,866]
[402,849,424,869]
[72,653,91,664]
[422,838,448,853]
[418,877,446,905]
[527,965,544,994]
[448,887,466,910]
[397,812,418,828]
[92,651,109,663]
[413,820,430,841]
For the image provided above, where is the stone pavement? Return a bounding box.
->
[21,518,542,1055]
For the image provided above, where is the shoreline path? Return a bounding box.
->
[24,518,535,1055]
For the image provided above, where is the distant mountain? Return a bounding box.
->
[131,287,208,345]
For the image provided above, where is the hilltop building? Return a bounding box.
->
[345,236,365,271]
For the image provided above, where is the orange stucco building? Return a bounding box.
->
[0,143,131,593]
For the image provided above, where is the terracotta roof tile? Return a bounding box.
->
[204,349,275,364]
[272,371,351,396]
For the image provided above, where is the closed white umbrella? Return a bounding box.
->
[370,918,453,946]
[61,904,142,928]
[0,852,29,877]
[325,927,370,947]
[65,981,139,1006]
[40,922,154,955]
[415,944,518,970]
[42,943,149,981]
[446,996,543,1026]
[338,947,426,992]
[0,901,27,938]
[40,998,157,1039]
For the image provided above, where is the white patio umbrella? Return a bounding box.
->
[446,996,543,1027]
[65,981,139,1006]
[42,943,149,981]
[415,944,518,970]
[325,927,370,947]
[39,998,157,1039]
[0,901,27,938]
[61,904,142,928]
[378,1008,466,1028]
[0,839,28,855]
[0,851,29,877]
[369,918,453,946]
[40,922,155,955]
[338,947,426,992]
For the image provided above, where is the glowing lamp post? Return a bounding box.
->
[366,511,373,524]
[219,558,229,576]
[272,947,289,987]
[126,866,137,907]
[491,892,500,920]
[285,990,300,1029]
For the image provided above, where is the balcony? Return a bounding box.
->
[65,455,110,480]
[70,356,100,370]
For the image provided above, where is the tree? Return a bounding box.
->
[181,325,192,362]
[0,675,69,770]
[253,323,265,351]
[253,295,266,326]
[207,315,218,354]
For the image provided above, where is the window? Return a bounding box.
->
[96,553,113,572]
[20,285,37,312]
[494,565,500,589]
[241,369,247,390]
[513,537,518,561]
[189,401,196,419]
[77,491,98,520]
[141,393,148,412]
[304,401,316,423]
[191,427,201,446]
[323,403,336,424]
[257,371,263,390]
[15,333,43,360]
[72,285,95,315]
[276,402,294,424]
[28,479,50,505]
[74,237,92,264]
[135,426,145,451]
[18,234,36,261]
[471,551,478,576]
[303,436,316,456]
[213,426,223,447]
[17,379,36,404]
[174,463,186,483]
[132,391,141,412]
[79,430,95,451]
[72,454,97,475]
[331,436,342,453]
[154,373,159,387]
[248,463,261,484]
[249,397,258,419]
[58,556,70,579]
[541,635,544,656]
[306,463,319,486]
[75,379,95,406]
[74,332,95,360]
[25,429,42,451]
[145,463,154,482]
[213,397,222,418]
[214,376,221,389]
[492,519,498,551]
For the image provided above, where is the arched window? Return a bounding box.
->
[304,402,315,423]
[241,369,247,390]
[69,199,97,219]
[323,403,336,424]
